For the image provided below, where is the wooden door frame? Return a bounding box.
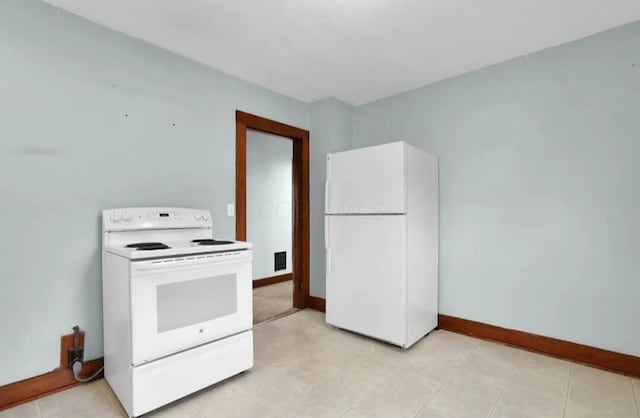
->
[235,110,310,309]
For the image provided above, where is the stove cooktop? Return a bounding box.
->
[107,239,251,260]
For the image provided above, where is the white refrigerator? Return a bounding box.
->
[325,141,438,348]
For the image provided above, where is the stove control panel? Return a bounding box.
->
[103,207,213,231]
[146,210,181,222]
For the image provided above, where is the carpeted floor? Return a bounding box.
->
[252,280,297,324]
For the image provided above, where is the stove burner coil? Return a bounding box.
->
[191,239,234,246]
[125,242,171,250]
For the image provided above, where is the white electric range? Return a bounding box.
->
[102,207,253,418]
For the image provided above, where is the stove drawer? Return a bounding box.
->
[131,331,253,417]
[129,251,252,365]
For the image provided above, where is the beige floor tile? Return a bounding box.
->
[352,368,440,418]
[200,399,278,418]
[565,411,638,418]
[280,356,341,385]
[223,368,315,411]
[565,397,638,418]
[490,404,553,418]
[412,331,479,364]
[255,347,320,375]
[310,342,367,370]
[518,352,571,377]
[254,330,330,366]
[386,366,441,398]
[38,379,126,418]
[490,382,565,418]
[633,378,640,414]
[460,349,516,382]
[446,365,505,401]
[325,346,409,388]
[254,348,308,372]
[191,384,277,418]
[571,363,631,390]
[416,406,452,418]
[0,402,40,418]
[508,353,570,396]
[360,347,411,374]
[341,409,368,418]
[425,382,496,418]
[277,386,353,418]
[474,340,525,365]
[411,356,463,385]
[147,399,204,417]
[443,345,514,403]
[313,369,380,404]
[263,372,317,407]
[507,371,567,409]
[566,365,637,417]
[409,334,473,385]
[353,386,425,418]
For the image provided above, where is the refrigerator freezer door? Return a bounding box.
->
[326,142,406,214]
[325,215,407,346]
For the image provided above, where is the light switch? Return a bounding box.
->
[227,203,235,217]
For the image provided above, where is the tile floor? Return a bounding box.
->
[2,310,639,418]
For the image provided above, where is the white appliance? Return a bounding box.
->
[102,207,253,417]
[325,141,438,348]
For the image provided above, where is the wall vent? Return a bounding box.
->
[274,252,287,271]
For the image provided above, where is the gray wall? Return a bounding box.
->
[0,0,308,385]
[247,131,293,279]
[354,22,640,356]
[309,99,354,297]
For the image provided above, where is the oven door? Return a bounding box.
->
[129,250,252,365]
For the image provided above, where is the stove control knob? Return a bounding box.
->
[194,213,202,221]
[202,214,209,221]
[123,212,131,222]
[110,213,122,222]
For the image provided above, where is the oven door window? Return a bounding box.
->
[156,274,237,333]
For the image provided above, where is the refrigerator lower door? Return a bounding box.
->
[325,215,407,346]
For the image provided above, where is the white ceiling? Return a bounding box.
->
[43,0,640,105]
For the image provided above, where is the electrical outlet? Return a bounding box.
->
[60,327,85,369]
[68,346,84,367]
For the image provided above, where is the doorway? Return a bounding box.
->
[235,111,310,323]
[247,130,294,323]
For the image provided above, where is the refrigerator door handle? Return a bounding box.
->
[324,216,330,249]
[325,217,331,275]
[325,180,331,213]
